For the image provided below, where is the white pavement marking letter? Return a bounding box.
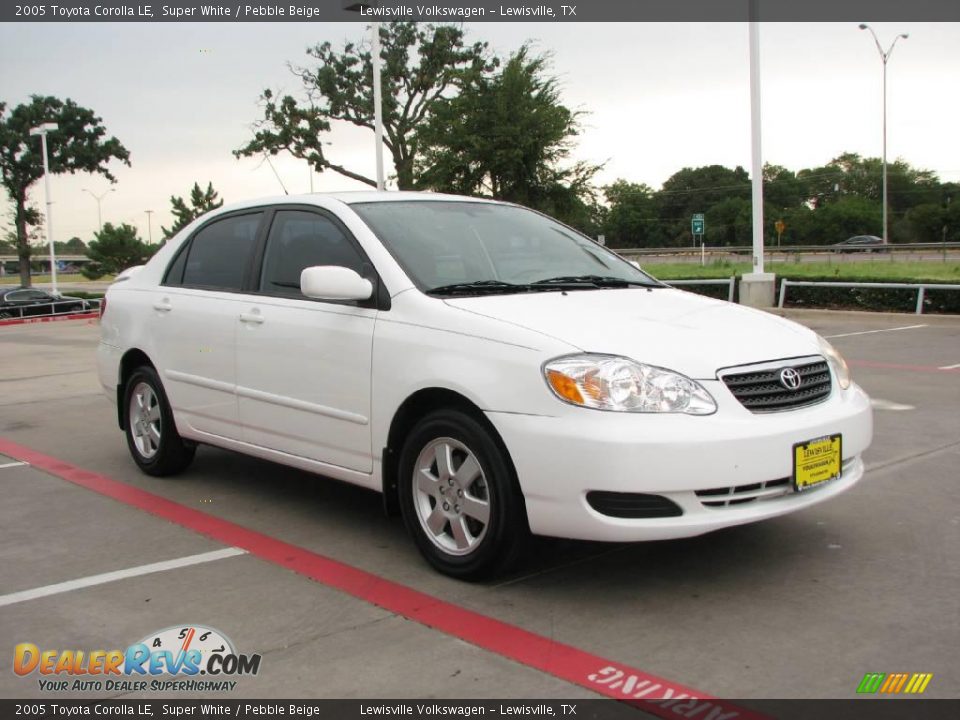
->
[825,324,927,339]
[0,461,29,469]
[0,547,247,607]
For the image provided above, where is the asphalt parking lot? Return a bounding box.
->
[0,310,957,703]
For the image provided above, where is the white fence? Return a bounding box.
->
[778,280,960,315]
[667,277,736,303]
[0,298,100,322]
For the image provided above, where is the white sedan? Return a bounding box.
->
[98,193,872,579]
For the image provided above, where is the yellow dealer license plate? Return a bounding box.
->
[793,434,842,492]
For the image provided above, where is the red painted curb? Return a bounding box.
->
[0,311,99,327]
[0,437,764,720]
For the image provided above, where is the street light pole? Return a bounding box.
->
[343,1,385,191]
[82,188,115,232]
[29,122,59,294]
[145,210,154,244]
[859,24,908,244]
[371,20,385,191]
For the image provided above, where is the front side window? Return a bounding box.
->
[259,210,367,298]
[178,213,262,291]
[351,201,657,293]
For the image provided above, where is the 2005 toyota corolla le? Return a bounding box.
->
[98,193,873,579]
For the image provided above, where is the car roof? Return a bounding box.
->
[327,191,500,205]
[198,191,504,217]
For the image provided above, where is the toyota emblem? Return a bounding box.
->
[779,367,802,390]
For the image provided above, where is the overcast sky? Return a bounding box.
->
[1,21,958,244]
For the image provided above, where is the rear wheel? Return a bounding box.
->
[398,409,527,580]
[124,366,195,476]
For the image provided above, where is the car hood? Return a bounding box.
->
[444,288,819,378]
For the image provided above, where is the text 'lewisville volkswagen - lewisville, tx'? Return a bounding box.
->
[98,192,872,579]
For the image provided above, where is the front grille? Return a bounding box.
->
[722,358,832,412]
[695,478,791,508]
[586,491,683,518]
[696,458,855,509]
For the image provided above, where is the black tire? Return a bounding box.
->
[123,365,195,476]
[398,409,528,580]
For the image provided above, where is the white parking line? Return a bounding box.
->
[0,547,246,608]
[0,461,29,469]
[871,398,916,411]
[939,363,960,370]
[825,324,927,339]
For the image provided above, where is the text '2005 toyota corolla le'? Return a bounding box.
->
[98,193,873,579]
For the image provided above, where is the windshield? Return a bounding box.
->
[350,200,660,294]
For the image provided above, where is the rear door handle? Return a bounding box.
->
[153,300,172,312]
[239,312,264,325]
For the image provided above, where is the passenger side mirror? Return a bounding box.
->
[300,266,374,301]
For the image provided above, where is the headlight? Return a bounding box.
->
[818,336,851,390]
[543,354,716,415]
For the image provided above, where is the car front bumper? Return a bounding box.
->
[487,381,872,542]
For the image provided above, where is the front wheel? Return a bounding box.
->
[124,366,195,476]
[398,410,528,580]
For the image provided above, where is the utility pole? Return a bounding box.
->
[145,210,154,244]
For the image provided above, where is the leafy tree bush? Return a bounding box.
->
[161,182,223,239]
[82,223,154,279]
[0,96,129,286]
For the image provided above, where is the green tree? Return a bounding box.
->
[601,180,660,248]
[763,164,807,211]
[0,225,18,255]
[804,196,881,244]
[161,182,224,239]
[235,22,495,190]
[655,165,750,245]
[55,236,87,254]
[703,197,752,247]
[416,46,602,230]
[82,223,153,279]
[904,204,945,243]
[0,96,129,286]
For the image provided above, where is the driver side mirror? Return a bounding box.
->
[300,266,373,301]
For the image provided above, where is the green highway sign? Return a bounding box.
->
[691,213,705,235]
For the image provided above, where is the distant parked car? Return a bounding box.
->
[0,287,90,319]
[832,235,888,253]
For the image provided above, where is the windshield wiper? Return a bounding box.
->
[532,275,657,288]
[426,280,528,296]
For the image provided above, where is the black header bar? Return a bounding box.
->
[3,0,960,23]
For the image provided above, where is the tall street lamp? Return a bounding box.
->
[343,0,385,190]
[82,187,115,232]
[859,23,908,244]
[145,210,154,244]
[29,122,59,294]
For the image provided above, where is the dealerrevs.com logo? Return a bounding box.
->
[14,625,261,692]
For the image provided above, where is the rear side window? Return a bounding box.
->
[7,290,49,302]
[259,210,367,298]
[178,213,262,291]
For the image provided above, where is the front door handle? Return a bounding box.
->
[153,299,172,312]
[239,312,264,325]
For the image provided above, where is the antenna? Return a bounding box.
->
[263,154,289,195]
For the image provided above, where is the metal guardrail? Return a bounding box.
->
[778,280,960,315]
[0,298,100,321]
[619,241,960,257]
[666,277,736,303]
